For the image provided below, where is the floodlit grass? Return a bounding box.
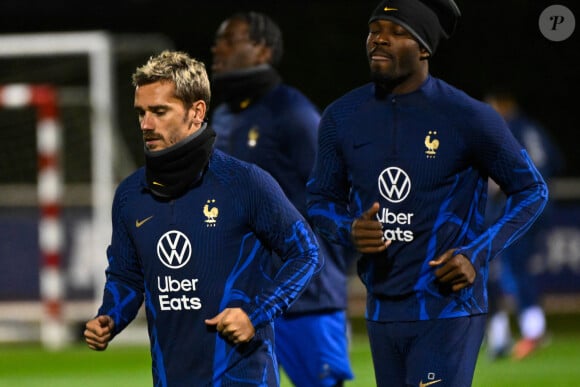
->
[0,344,151,387]
[1,314,579,386]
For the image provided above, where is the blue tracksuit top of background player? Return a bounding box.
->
[212,82,354,314]
[505,112,563,183]
[486,108,563,303]
[97,148,319,386]
[306,75,548,322]
[486,109,563,226]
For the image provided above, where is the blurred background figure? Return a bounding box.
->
[484,89,565,360]
[210,11,355,387]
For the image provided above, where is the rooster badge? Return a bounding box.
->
[203,199,219,226]
[424,130,439,158]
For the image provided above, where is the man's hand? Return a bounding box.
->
[351,202,390,254]
[205,307,255,345]
[429,249,476,292]
[84,315,114,351]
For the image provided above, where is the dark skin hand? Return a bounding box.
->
[352,202,476,291]
[429,249,476,292]
[351,202,391,254]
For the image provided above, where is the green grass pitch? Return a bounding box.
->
[1,314,579,386]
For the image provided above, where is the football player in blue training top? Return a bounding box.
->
[210,11,354,387]
[484,89,564,360]
[306,1,548,386]
[84,50,319,386]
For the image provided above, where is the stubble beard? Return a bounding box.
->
[370,67,407,95]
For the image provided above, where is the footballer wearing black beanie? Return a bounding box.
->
[368,0,461,55]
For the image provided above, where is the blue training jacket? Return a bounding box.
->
[98,149,319,386]
[212,83,355,314]
[306,76,548,322]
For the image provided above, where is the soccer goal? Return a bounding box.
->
[0,31,173,349]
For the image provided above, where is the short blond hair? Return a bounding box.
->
[132,50,211,110]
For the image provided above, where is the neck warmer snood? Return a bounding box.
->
[211,64,281,112]
[144,123,216,199]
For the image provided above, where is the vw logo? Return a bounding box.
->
[157,230,192,269]
[378,167,411,203]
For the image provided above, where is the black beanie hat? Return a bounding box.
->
[368,0,461,55]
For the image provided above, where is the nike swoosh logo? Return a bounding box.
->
[152,181,164,187]
[419,379,442,387]
[383,6,398,11]
[135,216,154,228]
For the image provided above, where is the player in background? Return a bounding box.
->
[84,50,319,386]
[306,1,548,386]
[484,89,564,360]
[210,11,354,387]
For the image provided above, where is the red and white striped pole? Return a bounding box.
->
[0,84,67,349]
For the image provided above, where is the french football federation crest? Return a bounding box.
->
[203,199,219,227]
[425,130,439,158]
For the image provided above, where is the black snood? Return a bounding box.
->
[144,123,216,199]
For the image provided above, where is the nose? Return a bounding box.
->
[374,34,390,46]
[212,35,229,51]
[211,39,225,56]
[140,112,154,131]
[369,32,390,47]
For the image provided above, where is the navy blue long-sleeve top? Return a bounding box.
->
[98,149,318,386]
[306,76,548,322]
[212,83,355,314]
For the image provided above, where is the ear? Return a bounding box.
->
[419,47,431,61]
[255,44,273,65]
[189,100,207,128]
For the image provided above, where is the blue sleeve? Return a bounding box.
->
[306,107,356,248]
[233,166,319,328]
[97,188,144,336]
[278,100,319,191]
[456,105,549,266]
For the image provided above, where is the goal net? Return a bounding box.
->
[0,31,173,349]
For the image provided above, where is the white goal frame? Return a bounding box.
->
[0,31,115,348]
[0,84,66,349]
[0,30,174,349]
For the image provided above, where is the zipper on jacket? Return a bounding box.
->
[170,200,176,225]
[391,96,398,156]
